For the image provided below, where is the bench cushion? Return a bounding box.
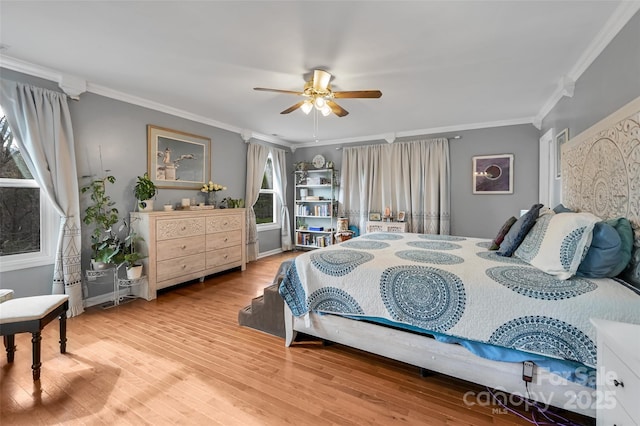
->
[0,295,69,324]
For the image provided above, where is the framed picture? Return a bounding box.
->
[368,212,381,221]
[472,154,513,194]
[397,211,406,222]
[147,125,211,189]
[555,128,569,178]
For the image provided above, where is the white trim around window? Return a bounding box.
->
[0,178,59,272]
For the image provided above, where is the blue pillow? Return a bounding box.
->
[553,204,574,213]
[576,222,622,278]
[606,217,634,278]
[497,204,543,257]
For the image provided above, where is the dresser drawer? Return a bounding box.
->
[157,235,205,261]
[157,217,205,240]
[206,246,241,269]
[206,214,242,233]
[157,253,205,282]
[601,343,640,420]
[206,231,242,250]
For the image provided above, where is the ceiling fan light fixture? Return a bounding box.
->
[301,100,313,115]
[314,96,326,109]
[320,104,332,116]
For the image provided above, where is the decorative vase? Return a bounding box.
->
[205,192,217,207]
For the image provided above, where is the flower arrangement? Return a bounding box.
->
[201,181,227,193]
[200,181,226,206]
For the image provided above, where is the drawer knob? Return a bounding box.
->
[224,238,228,242]
[613,379,624,388]
[181,245,187,249]
[182,265,186,269]
[181,226,186,231]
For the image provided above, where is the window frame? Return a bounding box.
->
[0,124,59,272]
[256,155,280,232]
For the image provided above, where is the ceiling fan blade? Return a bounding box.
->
[254,87,304,95]
[312,70,332,92]
[327,100,349,117]
[333,90,382,99]
[280,101,305,114]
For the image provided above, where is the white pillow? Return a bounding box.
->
[515,212,600,280]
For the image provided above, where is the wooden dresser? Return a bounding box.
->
[130,209,246,300]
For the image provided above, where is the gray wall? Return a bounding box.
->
[542,11,640,148]
[293,124,540,239]
[542,10,640,206]
[0,68,282,298]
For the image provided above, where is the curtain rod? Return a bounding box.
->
[334,135,461,150]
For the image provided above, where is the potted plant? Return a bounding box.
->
[81,174,120,269]
[116,217,146,279]
[134,173,157,211]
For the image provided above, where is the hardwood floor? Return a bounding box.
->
[1,252,594,425]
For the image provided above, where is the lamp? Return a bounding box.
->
[301,94,333,116]
[301,100,313,115]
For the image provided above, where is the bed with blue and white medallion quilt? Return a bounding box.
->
[279,232,640,378]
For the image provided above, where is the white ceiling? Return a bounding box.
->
[1,1,638,148]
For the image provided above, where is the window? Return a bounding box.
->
[0,106,58,272]
[255,155,279,230]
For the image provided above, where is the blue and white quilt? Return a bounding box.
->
[279,232,640,368]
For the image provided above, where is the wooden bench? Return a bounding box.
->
[0,294,69,380]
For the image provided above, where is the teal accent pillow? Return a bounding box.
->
[576,222,622,278]
[489,216,518,250]
[606,217,634,277]
[497,204,543,257]
[553,204,574,214]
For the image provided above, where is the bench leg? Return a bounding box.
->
[4,334,16,363]
[59,310,67,353]
[31,331,42,381]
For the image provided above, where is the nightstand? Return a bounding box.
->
[591,318,640,425]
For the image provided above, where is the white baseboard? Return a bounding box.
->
[257,248,283,259]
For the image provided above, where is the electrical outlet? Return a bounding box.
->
[522,361,534,382]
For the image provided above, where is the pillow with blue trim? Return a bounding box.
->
[496,204,543,257]
[515,212,600,280]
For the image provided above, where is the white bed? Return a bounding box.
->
[280,96,640,418]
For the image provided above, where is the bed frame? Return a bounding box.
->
[283,95,640,419]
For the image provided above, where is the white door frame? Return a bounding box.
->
[539,129,556,207]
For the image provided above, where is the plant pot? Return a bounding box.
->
[91,259,110,270]
[138,199,154,212]
[126,265,143,279]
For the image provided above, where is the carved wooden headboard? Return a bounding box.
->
[562,96,640,246]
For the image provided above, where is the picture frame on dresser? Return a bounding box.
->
[397,211,406,222]
[147,125,211,189]
[472,153,513,194]
[368,212,381,221]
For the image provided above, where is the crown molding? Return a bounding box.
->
[0,54,293,149]
[296,117,534,149]
[534,1,640,127]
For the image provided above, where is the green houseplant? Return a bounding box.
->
[81,174,121,269]
[134,173,157,211]
[118,217,146,279]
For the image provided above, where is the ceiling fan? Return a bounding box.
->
[254,69,382,117]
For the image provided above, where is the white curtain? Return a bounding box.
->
[245,143,269,261]
[271,147,292,251]
[339,138,450,235]
[1,81,84,316]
